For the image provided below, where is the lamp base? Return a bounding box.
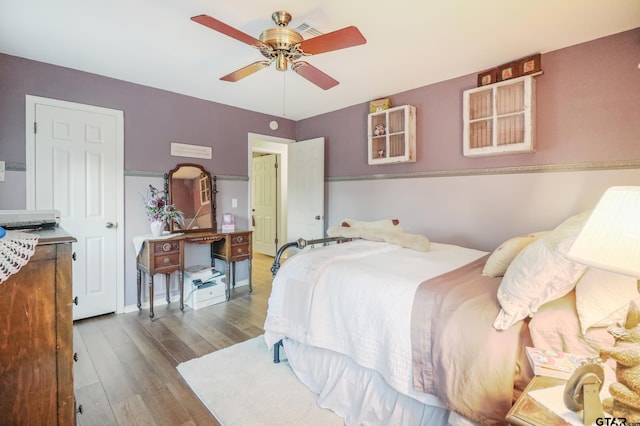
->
[599,298,640,422]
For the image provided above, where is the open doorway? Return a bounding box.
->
[248,133,326,260]
[248,133,293,257]
[252,152,279,256]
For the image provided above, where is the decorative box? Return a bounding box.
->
[497,62,520,82]
[518,53,542,76]
[477,68,498,87]
[221,212,235,233]
[369,98,391,113]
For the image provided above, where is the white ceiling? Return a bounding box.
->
[1,0,638,121]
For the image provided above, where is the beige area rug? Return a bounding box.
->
[177,335,343,426]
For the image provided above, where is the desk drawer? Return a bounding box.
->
[230,243,250,260]
[231,233,250,245]
[154,253,180,269]
[153,241,180,254]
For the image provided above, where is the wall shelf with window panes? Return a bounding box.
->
[463,74,539,157]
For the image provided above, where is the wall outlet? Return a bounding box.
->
[0,161,5,182]
[231,198,238,208]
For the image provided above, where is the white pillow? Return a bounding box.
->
[493,212,590,330]
[482,232,548,277]
[575,268,639,334]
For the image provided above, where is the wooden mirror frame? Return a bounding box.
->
[165,163,217,233]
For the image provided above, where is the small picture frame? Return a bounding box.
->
[477,68,498,87]
[518,53,542,76]
[497,62,520,82]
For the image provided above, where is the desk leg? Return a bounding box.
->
[137,269,142,309]
[232,262,236,288]
[165,273,171,303]
[179,270,184,311]
[149,276,155,319]
[225,268,231,302]
[248,258,253,294]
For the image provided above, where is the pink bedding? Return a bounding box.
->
[411,255,531,424]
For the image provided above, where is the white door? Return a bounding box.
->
[287,138,325,241]
[252,154,278,256]
[26,97,123,320]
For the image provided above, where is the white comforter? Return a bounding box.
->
[264,239,487,403]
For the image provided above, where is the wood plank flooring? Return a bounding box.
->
[73,253,275,426]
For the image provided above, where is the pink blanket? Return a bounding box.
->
[411,255,529,424]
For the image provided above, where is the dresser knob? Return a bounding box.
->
[164,258,170,264]
[236,247,244,254]
[236,236,244,243]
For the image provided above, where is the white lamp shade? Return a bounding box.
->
[567,186,640,278]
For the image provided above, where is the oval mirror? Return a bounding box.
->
[166,163,217,233]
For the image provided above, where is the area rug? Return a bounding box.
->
[177,335,343,426]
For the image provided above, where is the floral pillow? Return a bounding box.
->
[493,212,590,330]
[482,231,548,278]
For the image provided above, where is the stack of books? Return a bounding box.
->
[525,347,586,380]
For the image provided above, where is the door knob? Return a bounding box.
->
[106,222,115,228]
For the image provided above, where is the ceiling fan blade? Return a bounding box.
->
[292,62,339,90]
[220,61,271,82]
[297,26,366,55]
[191,14,268,49]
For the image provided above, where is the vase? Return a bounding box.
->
[150,220,164,237]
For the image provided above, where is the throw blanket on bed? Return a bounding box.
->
[411,255,526,424]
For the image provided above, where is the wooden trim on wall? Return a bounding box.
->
[327,160,640,182]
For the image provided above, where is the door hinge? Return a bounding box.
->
[274,161,278,169]
[33,122,37,134]
[275,237,278,244]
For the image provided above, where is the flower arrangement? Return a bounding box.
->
[143,185,184,226]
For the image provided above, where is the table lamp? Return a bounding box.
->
[568,186,640,287]
[567,185,640,420]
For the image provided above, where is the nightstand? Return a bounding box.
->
[506,376,570,425]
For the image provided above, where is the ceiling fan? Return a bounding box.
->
[191,11,366,90]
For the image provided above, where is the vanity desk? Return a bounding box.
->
[136,230,252,318]
[136,163,252,319]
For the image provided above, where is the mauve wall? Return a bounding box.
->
[297,28,640,177]
[0,54,296,173]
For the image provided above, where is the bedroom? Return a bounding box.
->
[0,0,639,424]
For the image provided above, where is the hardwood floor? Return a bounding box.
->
[74,252,275,426]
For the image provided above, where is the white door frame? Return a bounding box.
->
[25,95,125,314]
[248,133,293,252]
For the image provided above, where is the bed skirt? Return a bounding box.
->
[281,338,478,426]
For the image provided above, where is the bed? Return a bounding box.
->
[263,215,628,425]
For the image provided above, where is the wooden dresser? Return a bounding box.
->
[0,228,77,426]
